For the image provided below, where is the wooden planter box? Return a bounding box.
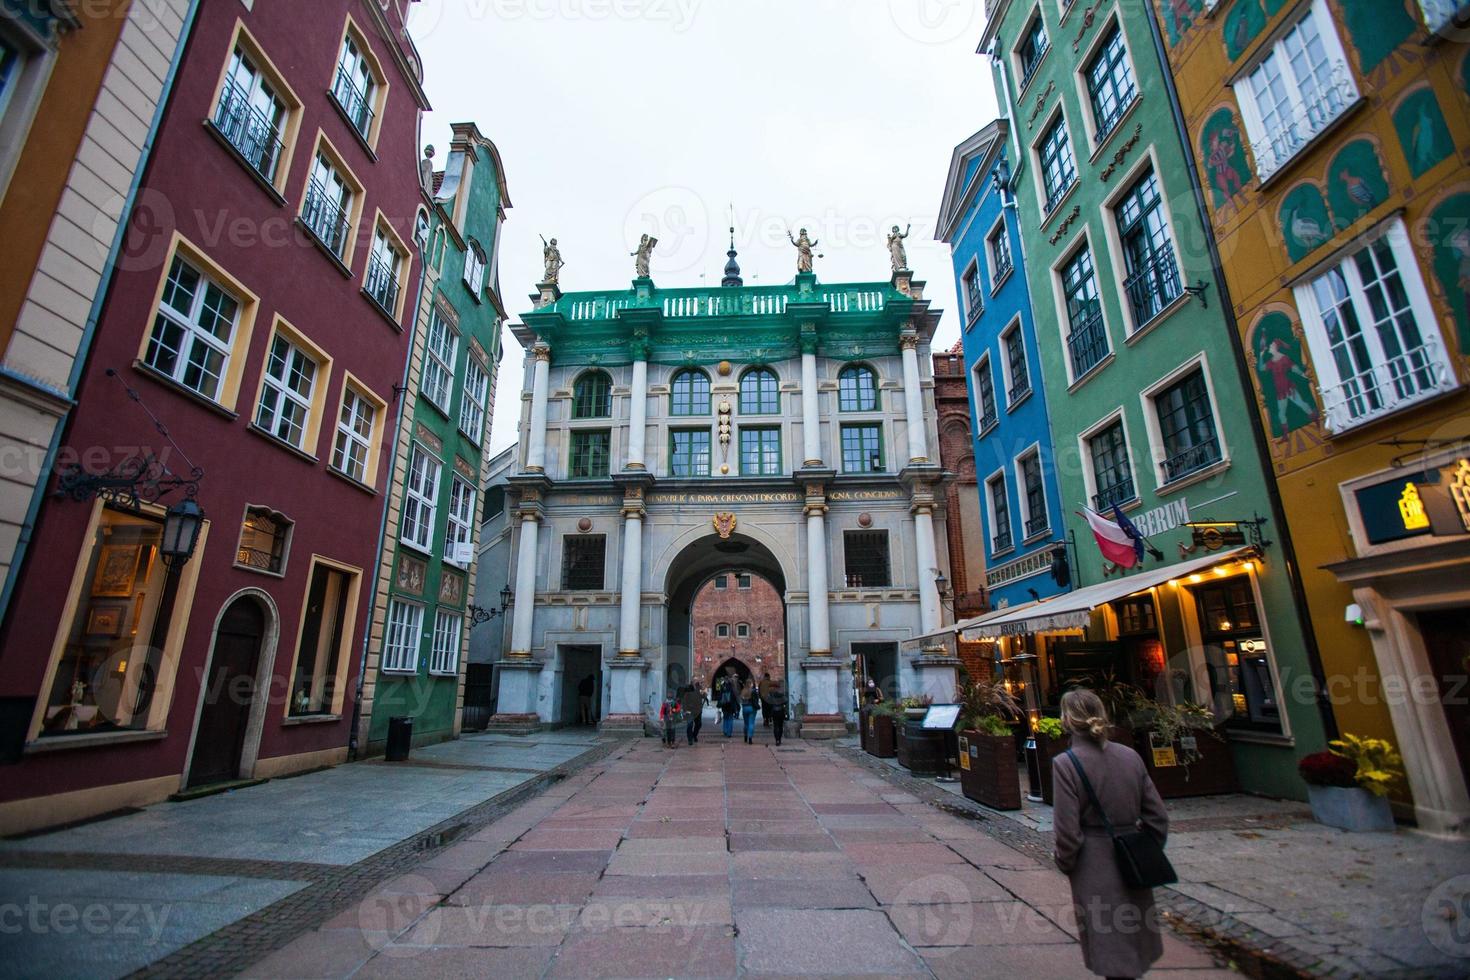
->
[1135,726,1237,798]
[958,731,1022,810]
[865,712,896,758]
[858,707,869,752]
[1036,726,1138,805]
[896,722,950,776]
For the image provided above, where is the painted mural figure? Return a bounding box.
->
[1260,339,1319,434]
[1251,311,1320,438]
[788,227,819,273]
[631,233,657,278]
[1206,127,1245,199]
[887,224,911,272]
[541,235,565,284]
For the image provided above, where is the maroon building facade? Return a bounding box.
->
[0,0,430,834]
[934,345,990,685]
[691,573,786,692]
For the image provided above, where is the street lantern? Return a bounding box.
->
[161,497,204,568]
[500,585,514,608]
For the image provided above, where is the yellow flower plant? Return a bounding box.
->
[1328,734,1404,797]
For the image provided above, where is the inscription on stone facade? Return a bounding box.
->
[648,491,802,505]
[829,489,905,501]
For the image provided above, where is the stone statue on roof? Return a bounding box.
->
[788,227,818,273]
[541,235,564,284]
[631,234,657,279]
[888,223,911,272]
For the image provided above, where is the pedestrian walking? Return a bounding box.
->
[660,690,683,748]
[760,670,773,727]
[1052,688,1170,980]
[682,682,703,745]
[719,677,738,738]
[577,673,594,726]
[766,680,789,746]
[740,682,759,744]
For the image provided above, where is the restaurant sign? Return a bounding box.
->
[962,607,1091,641]
[1354,458,1470,545]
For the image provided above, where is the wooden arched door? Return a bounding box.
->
[187,598,265,788]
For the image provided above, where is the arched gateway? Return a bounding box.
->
[486,263,960,736]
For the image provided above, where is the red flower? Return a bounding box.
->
[1298,750,1357,788]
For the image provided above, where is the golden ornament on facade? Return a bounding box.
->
[717,361,732,376]
[712,512,737,539]
[1450,458,1470,533]
[1397,483,1429,531]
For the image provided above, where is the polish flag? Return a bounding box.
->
[1080,507,1140,568]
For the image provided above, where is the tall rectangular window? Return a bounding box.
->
[1153,369,1221,483]
[421,308,457,413]
[429,609,461,676]
[1085,25,1136,142]
[988,475,1013,553]
[1019,452,1048,537]
[670,428,711,476]
[1038,116,1076,213]
[460,357,489,444]
[1295,225,1454,432]
[215,45,287,182]
[254,334,317,449]
[302,152,352,256]
[974,356,997,432]
[1018,14,1049,87]
[444,478,475,566]
[963,265,982,321]
[840,423,884,473]
[569,430,611,478]
[381,599,423,673]
[366,227,401,315]
[1003,327,1030,405]
[237,507,291,574]
[144,255,240,403]
[561,535,606,590]
[988,223,1013,285]
[400,444,440,552]
[1117,168,1180,327]
[1062,246,1108,379]
[843,530,891,588]
[739,426,782,476]
[332,33,375,138]
[1194,578,1280,731]
[290,564,352,715]
[1088,419,1134,510]
[332,385,376,482]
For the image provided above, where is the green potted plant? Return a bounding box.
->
[1300,734,1401,832]
[955,680,1022,810]
[893,695,934,770]
[1128,696,1234,797]
[864,699,899,759]
[1033,715,1068,805]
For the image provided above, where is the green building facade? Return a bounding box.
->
[975,0,1330,797]
[360,122,510,753]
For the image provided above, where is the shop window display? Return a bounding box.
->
[1194,576,1280,731]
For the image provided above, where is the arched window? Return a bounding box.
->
[464,238,487,294]
[739,367,779,414]
[670,369,710,416]
[572,370,612,419]
[838,365,878,412]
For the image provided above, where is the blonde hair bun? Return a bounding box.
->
[1086,716,1108,739]
[1060,688,1111,743]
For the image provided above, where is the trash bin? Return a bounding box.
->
[385,716,413,761]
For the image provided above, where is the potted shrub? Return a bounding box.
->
[1300,734,1401,832]
[901,694,933,719]
[864,700,898,759]
[956,680,1023,810]
[1130,698,1235,798]
[1034,716,1068,805]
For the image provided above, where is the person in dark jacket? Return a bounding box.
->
[1052,688,1169,980]
[760,670,773,727]
[739,682,759,744]
[681,683,704,745]
[719,676,738,738]
[765,680,789,746]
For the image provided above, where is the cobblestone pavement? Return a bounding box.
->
[0,730,615,979]
[236,728,1236,979]
[843,740,1470,979]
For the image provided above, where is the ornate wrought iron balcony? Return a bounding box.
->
[1319,339,1454,433]
[365,252,400,315]
[1007,379,1032,405]
[992,253,1013,284]
[302,179,350,257]
[332,64,375,138]
[1251,62,1356,181]
[1161,437,1223,483]
[1124,249,1182,327]
[1067,308,1108,379]
[1025,514,1050,538]
[1092,478,1136,511]
[979,408,998,432]
[212,76,285,183]
[992,529,1014,554]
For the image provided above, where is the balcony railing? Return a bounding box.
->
[1043,174,1076,216]
[978,407,998,432]
[365,252,400,314]
[992,253,1013,284]
[992,530,1014,553]
[1251,62,1356,181]
[331,64,375,138]
[1319,340,1454,433]
[1019,37,1049,90]
[212,76,285,183]
[1123,248,1182,327]
[1161,437,1222,483]
[1025,514,1050,538]
[966,285,984,321]
[1093,478,1136,511]
[1418,0,1470,36]
[1067,307,1109,379]
[302,179,350,257]
[1007,378,1032,405]
[1095,90,1138,144]
[550,282,900,323]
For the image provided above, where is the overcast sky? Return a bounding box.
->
[408,0,1000,453]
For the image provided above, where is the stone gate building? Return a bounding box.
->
[488,246,956,735]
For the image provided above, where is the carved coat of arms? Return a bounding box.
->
[712,512,737,540]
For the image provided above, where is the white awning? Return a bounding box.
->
[955,546,1256,641]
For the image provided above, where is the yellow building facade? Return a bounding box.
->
[1155,0,1470,835]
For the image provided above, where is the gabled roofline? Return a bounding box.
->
[934,118,1008,244]
[447,122,513,210]
[977,0,1012,56]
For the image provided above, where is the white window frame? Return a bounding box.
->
[736,623,750,638]
[1231,0,1358,183]
[219,44,288,182]
[999,315,1030,410]
[961,258,983,323]
[255,334,317,449]
[1050,229,1116,387]
[332,385,376,482]
[985,467,1014,555]
[443,477,476,567]
[305,151,352,255]
[381,598,423,674]
[400,443,441,553]
[460,356,489,444]
[422,307,458,413]
[1100,147,1186,337]
[716,622,730,638]
[1078,408,1139,513]
[464,239,487,297]
[972,353,998,436]
[986,214,1013,292]
[1076,15,1139,149]
[144,255,240,403]
[333,31,376,138]
[1139,354,1231,489]
[429,608,462,676]
[1013,444,1050,541]
[1032,106,1077,217]
[1291,219,1457,434]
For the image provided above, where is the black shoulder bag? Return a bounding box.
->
[1064,748,1177,889]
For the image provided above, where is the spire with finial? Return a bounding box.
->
[721,221,742,287]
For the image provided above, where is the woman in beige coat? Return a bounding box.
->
[1052,689,1170,979]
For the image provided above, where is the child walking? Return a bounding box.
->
[660,691,683,747]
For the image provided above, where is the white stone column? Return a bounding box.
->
[525,344,551,472]
[801,349,822,466]
[913,502,941,635]
[626,357,648,470]
[617,495,644,655]
[806,504,831,655]
[509,512,540,655]
[900,333,929,464]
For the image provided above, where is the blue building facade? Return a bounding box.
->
[936,120,1069,611]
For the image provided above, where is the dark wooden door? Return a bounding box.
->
[187,599,264,788]
[1420,607,1470,789]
